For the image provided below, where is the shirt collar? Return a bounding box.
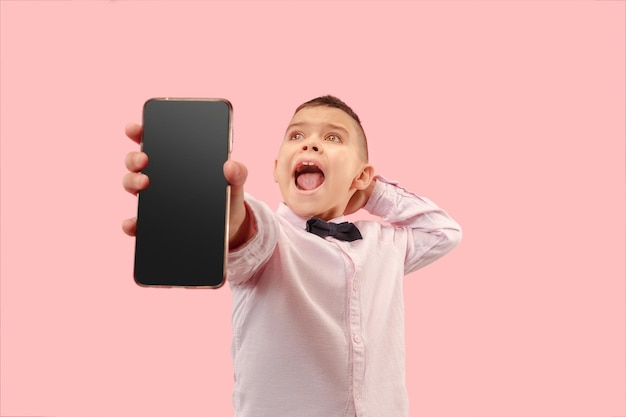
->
[276,202,348,231]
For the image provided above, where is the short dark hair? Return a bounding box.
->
[294,95,369,162]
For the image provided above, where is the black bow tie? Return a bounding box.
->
[306,217,363,242]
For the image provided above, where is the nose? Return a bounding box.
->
[301,137,322,153]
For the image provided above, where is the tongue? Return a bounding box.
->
[297,173,324,190]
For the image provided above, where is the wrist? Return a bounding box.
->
[229,201,256,250]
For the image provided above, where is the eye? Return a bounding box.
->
[289,132,304,141]
[325,134,342,143]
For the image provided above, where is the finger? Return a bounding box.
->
[122,217,137,236]
[224,160,251,246]
[125,122,143,145]
[224,159,248,188]
[125,151,149,172]
[123,172,150,195]
[223,159,248,209]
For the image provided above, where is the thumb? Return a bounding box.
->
[224,159,248,209]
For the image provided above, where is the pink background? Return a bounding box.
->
[1,1,624,416]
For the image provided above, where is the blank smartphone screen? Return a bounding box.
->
[134,98,232,288]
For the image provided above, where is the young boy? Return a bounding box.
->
[122,96,461,417]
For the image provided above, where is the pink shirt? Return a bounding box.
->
[227,177,461,417]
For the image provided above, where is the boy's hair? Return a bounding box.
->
[294,95,369,162]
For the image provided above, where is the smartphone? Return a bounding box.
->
[134,98,232,288]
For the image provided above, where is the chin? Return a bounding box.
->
[288,201,323,219]
[291,201,344,221]
[281,183,346,220]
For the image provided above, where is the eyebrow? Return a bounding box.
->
[286,122,350,137]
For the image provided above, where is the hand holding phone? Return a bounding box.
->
[122,132,253,249]
[129,98,233,288]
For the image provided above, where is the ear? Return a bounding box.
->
[352,164,375,190]
[273,159,279,182]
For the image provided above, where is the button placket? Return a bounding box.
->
[349,269,364,411]
[338,241,365,411]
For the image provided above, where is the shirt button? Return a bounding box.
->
[353,334,361,344]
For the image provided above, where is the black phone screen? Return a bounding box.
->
[134,98,232,288]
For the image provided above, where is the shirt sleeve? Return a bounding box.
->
[363,176,462,275]
[227,193,280,286]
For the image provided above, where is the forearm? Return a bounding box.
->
[227,193,279,285]
[365,176,459,229]
[229,201,257,251]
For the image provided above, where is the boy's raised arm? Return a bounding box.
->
[363,176,462,274]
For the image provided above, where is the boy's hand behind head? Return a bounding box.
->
[344,178,376,216]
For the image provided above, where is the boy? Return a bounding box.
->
[122,96,462,417]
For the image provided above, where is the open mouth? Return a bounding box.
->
[294,161,325,191]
